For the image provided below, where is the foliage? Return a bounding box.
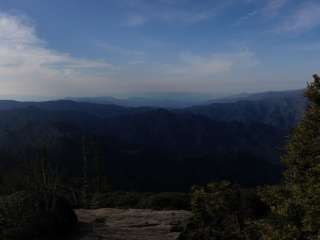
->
[0,147,78,240]
[0,191,77,240]
[180,182,267,240]
[256,75,320,239]
[139,192,190,210]
[89,191,190,210]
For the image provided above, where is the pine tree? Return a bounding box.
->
[260,74,320,239]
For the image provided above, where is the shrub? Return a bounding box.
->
[89,191,149,209]
[139,192,190,210]
[0,191,77,240]
[179,182,267,240]
[89,191,190,210]
[257,75,320,239]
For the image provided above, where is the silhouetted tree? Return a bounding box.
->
[260,74,320,239]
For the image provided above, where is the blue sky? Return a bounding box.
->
[0,0,319,98]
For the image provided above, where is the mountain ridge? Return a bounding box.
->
[64,89,305,108]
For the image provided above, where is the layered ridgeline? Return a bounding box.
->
[0,89,306,192]
[185,89,306,129]
[69,89,306,129]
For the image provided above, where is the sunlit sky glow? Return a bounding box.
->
[0,0,319,99]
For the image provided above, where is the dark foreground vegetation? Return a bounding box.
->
[0,152,191,239]
[0,157,78,240]
[0,75,318,239]
[0,192,77,240]
[179,75,320,240]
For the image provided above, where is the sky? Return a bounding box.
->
[0,0,319,99]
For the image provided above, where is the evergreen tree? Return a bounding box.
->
[260,74,320,239]
[181,182,266,240]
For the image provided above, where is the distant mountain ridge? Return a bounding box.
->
[66,89,305,108]
[0,89,307,130]
[0,99,151,117]
[206,89,304,103]
[66,92,217,108]
[0,89,306,190]
[184,89,306,129]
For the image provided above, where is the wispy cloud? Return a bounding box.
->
[126,14,148,26]
[161,9,214,24]
[98,42,143,56]
[287,42,320,52]
[165,51,258,77]
[97,42,146,64]
[234,0,320,35]
[234,0,289,26]
[125,10,214,27]
[120,0,231,26]
[0,10,260,97]
[0,12,115,97]
[275,1,320,34]
[234,10,259,26]
[263,0,289,16]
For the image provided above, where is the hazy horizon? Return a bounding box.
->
[0,0,318,98]
[0,87,304,103]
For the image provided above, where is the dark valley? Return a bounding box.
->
[0,89,305,193]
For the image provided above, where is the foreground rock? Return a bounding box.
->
[74,208,192,240]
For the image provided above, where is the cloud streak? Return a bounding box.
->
[120,0,231,26]
[276,1,320,34]
[97,41,146,64]
[126,15,148,26]
[164,51,258,77]
[0,11,263,97]
[0,12,115,97]
[263,0,289,16]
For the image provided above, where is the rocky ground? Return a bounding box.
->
[73,208,192,240]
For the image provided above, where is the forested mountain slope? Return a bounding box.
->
[0,104,285,191]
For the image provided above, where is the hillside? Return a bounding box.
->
[0,90,308,192]
[0,101,286,191]
[185,90,306,129]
